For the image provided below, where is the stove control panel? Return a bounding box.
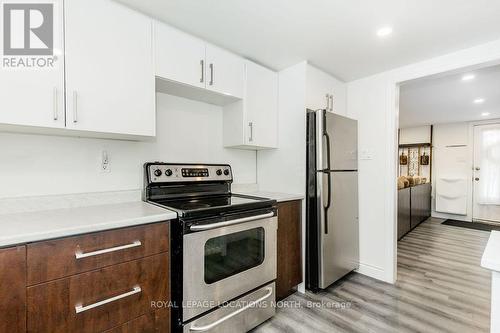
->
[147,163,232,183]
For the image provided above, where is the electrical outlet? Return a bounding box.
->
[101,150,110,173]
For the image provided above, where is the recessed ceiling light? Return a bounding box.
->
[481,112,491,116]
[474,98,485,104]
[376,26,393,38]
[461,74,475,81]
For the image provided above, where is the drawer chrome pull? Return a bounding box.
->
[190,212,274,231]
[189,287,273,332]
[75,286,142,314]
[75,240,142,259]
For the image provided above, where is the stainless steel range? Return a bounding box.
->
[144,163,277,333]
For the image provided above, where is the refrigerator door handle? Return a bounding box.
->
[323,171,332,234]
[322,112,332,234]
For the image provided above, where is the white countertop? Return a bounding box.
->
[0,201,177,247]
[235,191,304,203]
[481,231,500,272]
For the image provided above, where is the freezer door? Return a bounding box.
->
[319,171,359,288]
[320,111,358,171]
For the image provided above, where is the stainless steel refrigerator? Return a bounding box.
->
[306,109,359,291]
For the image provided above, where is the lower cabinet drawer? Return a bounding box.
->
[103,312,156,333]
[27,253,169,333]
[27,222,169,285]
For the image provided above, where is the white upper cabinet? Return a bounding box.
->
[223,61,278,150]
[154,21,244,104]
[0,0,65,129]
[155,22,205,89]
[306,64,346,116]
[65,0,155,136]
[205,44,244,99]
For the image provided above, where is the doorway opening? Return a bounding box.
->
[391,62,500,332]
[397,63,500,239]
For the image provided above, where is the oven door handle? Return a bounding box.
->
[189,287,273,332]
[189,212,275,231]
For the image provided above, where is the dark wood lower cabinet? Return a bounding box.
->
[0,246,26,333]
[103,313,156,333]
[276,200,302,300]
[27,253,169,333]
[0,222,171,333]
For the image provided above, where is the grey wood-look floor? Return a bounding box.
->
[253,218,492,333]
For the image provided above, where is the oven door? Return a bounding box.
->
[183,212,277,321]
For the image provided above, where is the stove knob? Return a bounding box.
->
[165,169,173,177]
[216,169,222,176]
[224,169,230,176]
[153,169,162,177]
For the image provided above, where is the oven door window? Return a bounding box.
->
[204,227,265,284]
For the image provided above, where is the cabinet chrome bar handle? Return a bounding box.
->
[75,240,141,259]
[75,286,141,314]
[325,94,330,110]
[200,60,204,83]
[189,287,273,332]
[209,63,214,85]
[190,212,274,231]
[329,95,334,111]
[73,91,78,123]
[53,87,58,120]
[249,122,254,142]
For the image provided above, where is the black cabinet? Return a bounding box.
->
[398,183,431,240]
[398,188,411,239]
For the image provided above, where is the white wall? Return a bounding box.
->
[399,126,431,144]
[0,93,256,198]
[347,37,500,284]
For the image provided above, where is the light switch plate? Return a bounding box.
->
[359,149,374,160]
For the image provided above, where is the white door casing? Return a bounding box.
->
[473,123,500,223]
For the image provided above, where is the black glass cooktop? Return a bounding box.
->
[150,194,275,219]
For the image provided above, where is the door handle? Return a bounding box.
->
[200,60,204,83]
[475,177,480,181]
[189,212,274,231]
[209,63,214,86]
[73,91,78,123]
[53,87,58,121]
[189,287,273,332]
[475,167,481,171]
[75,240,142,259]
[329,95,334,111]
[325,94,330,110]
[75,286,141,314]
[248,122,254,142]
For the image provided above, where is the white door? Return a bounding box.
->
[473,123,500,223]
[244,61,278,148]
[154,22,206,88]
[205,44,244,99]
[0,0,65,128]
[65,0,155,136]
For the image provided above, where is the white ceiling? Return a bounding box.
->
[116,0,500,81]
[399,64,500,127]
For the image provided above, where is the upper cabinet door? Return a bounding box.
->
[205,44,244,99]
[306,65,346,116]
[65,0,155,136]
[154,22,206,88]
[245,61,278,148]
[0,0,64,129]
